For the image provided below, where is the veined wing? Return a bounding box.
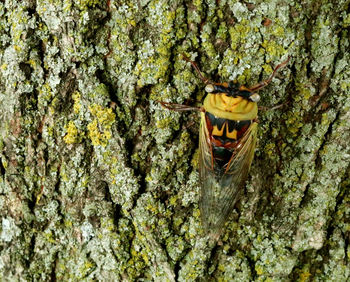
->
[199,113,258,236]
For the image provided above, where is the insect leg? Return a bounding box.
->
[248,56,290,92]
[159,101,202,112]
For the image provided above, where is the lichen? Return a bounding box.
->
[63,121,80,144]
[87,104,115,146]
[1,0,349,280]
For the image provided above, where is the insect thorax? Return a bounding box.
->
[203,93,258,121]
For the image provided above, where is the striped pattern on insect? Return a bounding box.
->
[160,56,289,238]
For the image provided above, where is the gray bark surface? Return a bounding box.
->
[0,0,349,280]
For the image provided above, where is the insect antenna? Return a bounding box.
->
[249,56,290,92]
[182,55,212,84]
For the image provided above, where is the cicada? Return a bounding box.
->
[160,56,289,237]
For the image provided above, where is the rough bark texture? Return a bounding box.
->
[0,0,349,281]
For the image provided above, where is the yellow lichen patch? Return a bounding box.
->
[87,120,101,146]
[169,195,178,206]
[265,143,276,156]
[64,121,80,144]
[87,104,115,146]
[156,117,173,129]
[229,20,251,50]
[255,265,264,275]
[27,59,36,69]
[261,40,287,61]
[77,0,101,9]
[193,208,200,219]
[262,64,273,74]
[191,149,199,169]
[72,91,81,114]
[272,26,285,37]
[299,271,311,282]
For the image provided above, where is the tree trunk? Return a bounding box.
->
[1,0,349,280]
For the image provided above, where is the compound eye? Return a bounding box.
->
[205,84,215,93]
[250,93,260,102]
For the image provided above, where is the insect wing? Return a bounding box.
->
[199,113,258,235]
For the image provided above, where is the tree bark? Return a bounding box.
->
[0,0,349,280]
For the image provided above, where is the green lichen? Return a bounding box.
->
[1,0,350,280]
[261,39,288,61]
[343,13,350,27]
[72,91,82,114]
[87,104,115,146]
[77,0,103,9]
[229,21,251,51]
[63,121,81,144]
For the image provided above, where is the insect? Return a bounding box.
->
[160,55,290,238]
